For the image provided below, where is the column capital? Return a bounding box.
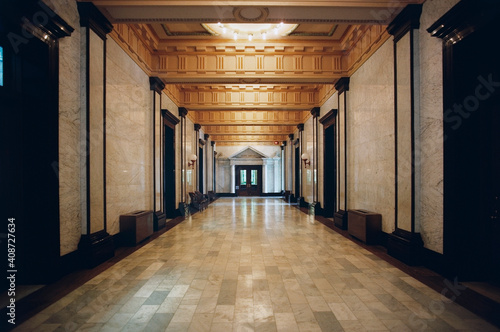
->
[149,77,165,93]
[387,4,422,41]
[178,107,188,118]
[194,123,201,132]
[310,107,320,118]
[297,124,304,132]
[335,77,350,94]
[77,2,112,38]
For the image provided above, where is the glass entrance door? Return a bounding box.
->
[236,166,262,196]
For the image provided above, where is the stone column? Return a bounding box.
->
[77,2,114,267]
[334,77,350,228]
[150,77,165,229]
[387,4,424,265]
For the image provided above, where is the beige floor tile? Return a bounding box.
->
[328,302,357,321]
[297,321,323,332]
[213,305,235,323]
[275,312,299,332]
[12,198,499,332]
[171,305,197,323]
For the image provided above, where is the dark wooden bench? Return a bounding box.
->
[189,191,208,211]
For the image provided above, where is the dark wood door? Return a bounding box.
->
[164,124,176,218]
[236,166,262,196]
[199,147,204,193]
[444,16,500,283]
[0,25,60,286]
[295,146,300,200]
[323,125,336,217]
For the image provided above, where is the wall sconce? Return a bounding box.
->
[301,153,310,168]
[188,154,197,169]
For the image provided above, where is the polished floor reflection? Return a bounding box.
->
[14,198,499,331]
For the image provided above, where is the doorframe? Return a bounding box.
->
[235,165,263,196]
[162,109,179,218]
[294,144,301,202]
[319,109,338,218]
[428,0,500,280]
[0,1,73,285]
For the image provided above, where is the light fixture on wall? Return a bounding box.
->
[301,153,310,168]
[188,154,197,169]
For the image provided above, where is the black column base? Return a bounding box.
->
[299,197,309,208]
[334,210,348,229]
[387,229,424,266]
[154,211,166,231]
[78,230,115,268]
[312,201,323,215]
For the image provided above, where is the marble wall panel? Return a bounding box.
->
[303,118,314,204]
[106,38,153,236]
[285,140,293,192]
[396,33,413,232]
[185,117,196,198]
[89,30,105,234]
[51,0,83,256]
[274,157,282,193]
[217,159,232,193]
[154,93,161,211]
[348,40,395,233]
[206,138,214,192]
[338,93,346,211]
[417,0,460,253]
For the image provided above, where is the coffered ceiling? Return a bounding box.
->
[83,0,423,145]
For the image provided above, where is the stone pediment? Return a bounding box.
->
[230,146,269,159]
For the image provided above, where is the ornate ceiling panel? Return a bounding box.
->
[192,110,310,126]
[203,125,297,135]
[89,0,423,144]
[209,134,289,142]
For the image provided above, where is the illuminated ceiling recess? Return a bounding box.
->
[203,22,298,40]
[204,7,297,41]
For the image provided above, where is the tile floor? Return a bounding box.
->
[13,198,500,331]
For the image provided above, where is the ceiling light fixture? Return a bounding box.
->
[203,23,298,41]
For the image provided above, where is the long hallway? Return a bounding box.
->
[14,198,499,331]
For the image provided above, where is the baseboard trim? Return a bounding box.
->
[421,245,445,275]
[261,193,283,197]
[59,249,82,276]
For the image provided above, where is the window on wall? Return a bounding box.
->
[0,46,3,86]
[251,169,257,185]
[240,170,247,185]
